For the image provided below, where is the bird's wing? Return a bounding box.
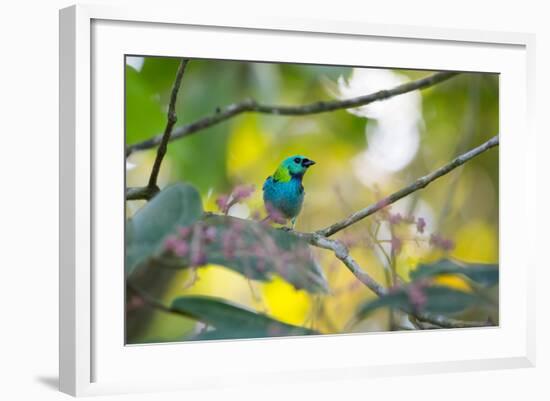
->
[262,176,272,191]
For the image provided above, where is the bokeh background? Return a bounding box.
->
[125,56,499,344]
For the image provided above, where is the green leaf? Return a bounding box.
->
[163,214,329,293]
[357,285,483,320]
[420,286,483,314]
[125,65,166,144]
[125,183,203,276]
[410,259,499,287]
[138,57,181,95]
[357,291,409,319]
[171,296,317,340]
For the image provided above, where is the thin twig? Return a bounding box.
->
[129,135,499,329]
[388,223,399,331]
[125,66,496,329]
[409,315,428,330]
[298,232,489,329]
[436,75,481,229]
[307,234,386,295]
[317,135,499,237]
[126,71,459,156]
[130,229,490,329]
[130,59,189,200]
[126,186,159,201]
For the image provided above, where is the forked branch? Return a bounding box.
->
[126,59,189,201]
[317,135,499,237]
[303,233,489,329]
[125,63,498,330]
[293,135,499,328]
[125,71,459,156]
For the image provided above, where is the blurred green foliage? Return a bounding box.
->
[125,56,499,344]
[171,296,318,341]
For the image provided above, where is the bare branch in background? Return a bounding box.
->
[125,63,497,331]
[127,59,189,201]
[125,71,459,156]
[317,135,499,237]
[300,232,489,329]
[290,135,498,329]
[308,234,386,296]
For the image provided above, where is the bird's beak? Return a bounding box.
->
[302,158,316,168]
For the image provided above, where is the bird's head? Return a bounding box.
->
[274,155,316,181]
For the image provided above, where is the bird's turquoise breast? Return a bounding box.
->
[263,176,304,219]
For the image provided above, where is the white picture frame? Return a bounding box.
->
[59,4,536,397]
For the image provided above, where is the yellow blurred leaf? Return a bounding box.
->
[180,264,257,306]
[227,115,269,177]
[321,249,383,332]
[451,220,498,263]
[262,276,312,326]
[433,274,471,292]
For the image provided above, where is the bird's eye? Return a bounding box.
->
[294,157,301,164]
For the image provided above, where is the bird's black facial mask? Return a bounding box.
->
[301,158,316,168]
[282,155,316,178]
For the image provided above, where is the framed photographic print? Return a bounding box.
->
[59,4,535,397]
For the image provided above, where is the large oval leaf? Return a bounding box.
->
[356,285,484,320]
[172,296,317,340]
[159,214,329,293]
[125,183,203,276]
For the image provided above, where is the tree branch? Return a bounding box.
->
[308,233,386,296]
[130,229,489,330]
[317,135,499,237]
[129,134,499,329]
[290,136,500,329]
[131,135,499,328]
[126,71,459,156]
[125,65,496,330]
[130,59,189,200]
[299,232,489,329]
